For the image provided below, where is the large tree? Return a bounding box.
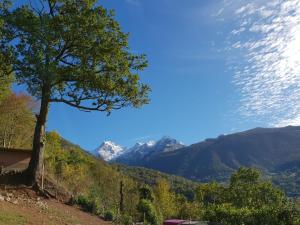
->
[0,0,150,185]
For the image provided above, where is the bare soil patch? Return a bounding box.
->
[0,186,111,225]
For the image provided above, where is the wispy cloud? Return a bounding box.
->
[224,0,300,126]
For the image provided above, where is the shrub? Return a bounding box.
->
[75,195,94,212]
[104,210,115,221]
[120,214,134,225]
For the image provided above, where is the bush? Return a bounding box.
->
[75,195,94,212]
[104,210,115,221]
[120,214,134,225]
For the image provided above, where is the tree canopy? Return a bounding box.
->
[1,0,150,112]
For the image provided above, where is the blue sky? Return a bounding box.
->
[15,0,300,150]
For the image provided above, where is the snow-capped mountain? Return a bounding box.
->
[93,141,127,161]
[115,137,185,165]
[93,137,185,165]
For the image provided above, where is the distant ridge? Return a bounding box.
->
[137,126,300,182]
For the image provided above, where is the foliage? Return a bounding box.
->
[175,195,202,220]
[74,195,94,213]
[137,199,162,225]
[0,1,13,104]
[104,210,115,221]
[198,168,299,225]
[0,0,150,112]
[228,168,285,208]
[0,73,12,104]
[120,214,134,225]
[0,93,35,148]
[139,185,155,202]
[154,179,177,219]
[196,182,226,206]
[44,131,141,220]
[115,165,198,200]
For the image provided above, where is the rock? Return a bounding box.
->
[36,201,48,210]
[3,193,13,198]
[12,200,18,205]
[0,195,4,201]
[5,197,11,202]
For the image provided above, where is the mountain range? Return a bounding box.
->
[93,136,185,163]
[93,126,300,187]
[142,126,300,182]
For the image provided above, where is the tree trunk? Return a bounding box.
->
[120,180,124,213]
[26,85,50,186]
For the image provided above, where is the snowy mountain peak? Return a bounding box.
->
[146,140,156,147]
[135,140,156,147]
[93,137,185,162]
[93,141,126,161]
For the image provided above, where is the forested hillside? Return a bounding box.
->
[113,165,198,200]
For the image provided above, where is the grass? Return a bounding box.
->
[46,207,82,225]
[0,210,27,225]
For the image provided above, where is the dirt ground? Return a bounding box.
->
[0,186,111,225]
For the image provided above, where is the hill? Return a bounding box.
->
[118,126,300,196]
[113,164,198,200]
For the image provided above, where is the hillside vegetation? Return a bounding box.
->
[42,131,300,225]
[113,165,198,200]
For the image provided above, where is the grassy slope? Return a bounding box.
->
[0,209,27,225]
[0,197,110,225]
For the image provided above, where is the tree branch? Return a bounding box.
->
[50,98,107,112]
[59,59,77,67]
[47,0,55,17]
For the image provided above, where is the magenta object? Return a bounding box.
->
[163,220,186,225]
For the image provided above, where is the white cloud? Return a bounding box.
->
[225,0,300,126]
[235,3,256,15]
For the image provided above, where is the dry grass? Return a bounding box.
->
[0,209,27,225]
